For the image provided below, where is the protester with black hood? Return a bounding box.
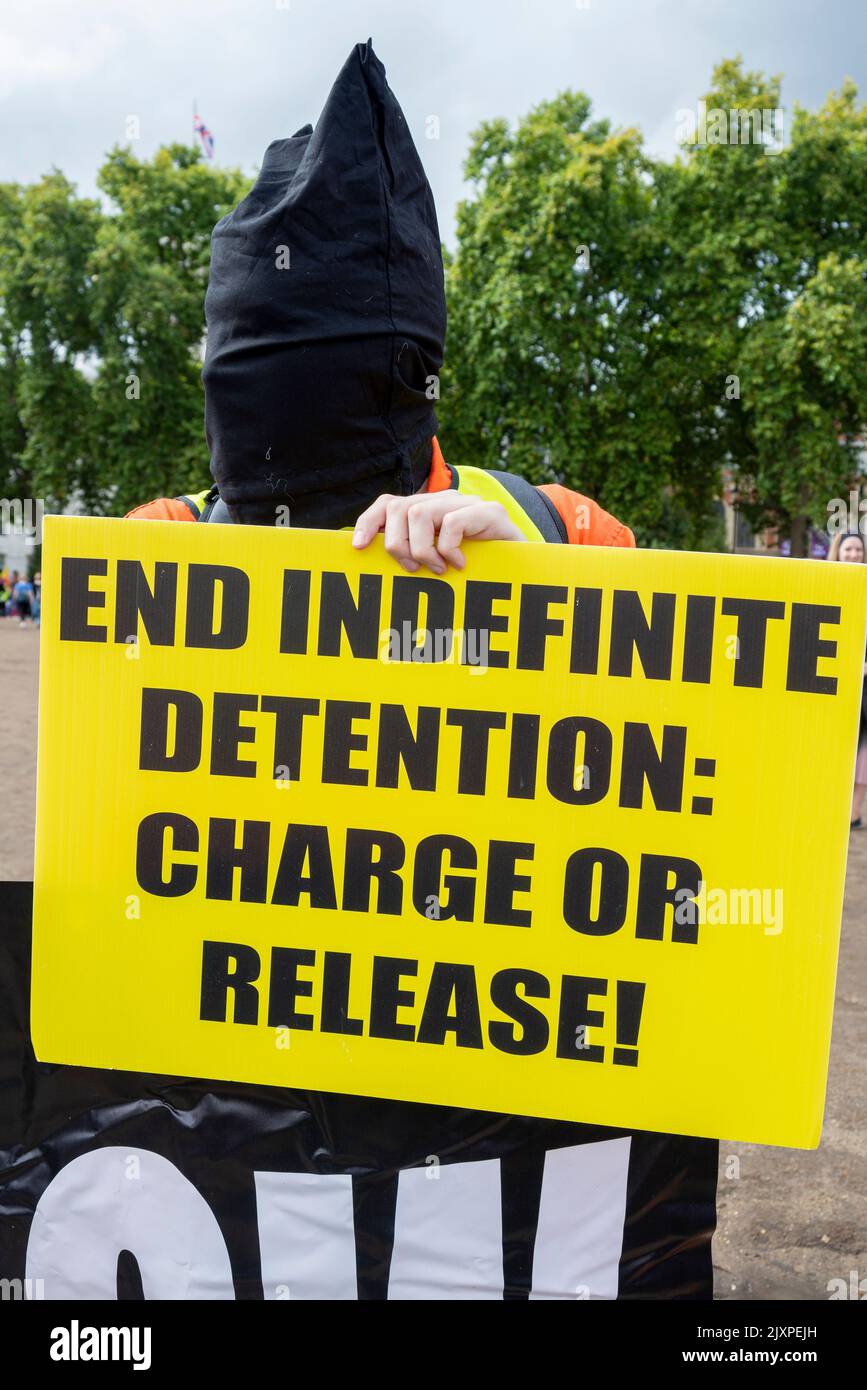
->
[115,44,730,1307]
[128,39,633,556]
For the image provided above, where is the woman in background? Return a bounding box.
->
[829,532,867,827]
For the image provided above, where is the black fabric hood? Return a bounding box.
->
[202,39,446,527]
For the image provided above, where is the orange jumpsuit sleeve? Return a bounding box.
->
[125,497,198,521]
[537,483,636,548]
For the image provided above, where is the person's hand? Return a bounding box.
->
[352,490,526,574]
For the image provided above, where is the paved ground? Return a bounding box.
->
[0,620,39,877]
[0,616,864,1299]
[714,830,867,1301]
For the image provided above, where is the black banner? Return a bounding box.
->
[1,883,716,1300]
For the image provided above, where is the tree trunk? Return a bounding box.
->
[788,514,808,557]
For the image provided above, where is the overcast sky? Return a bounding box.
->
[2,0,865,242]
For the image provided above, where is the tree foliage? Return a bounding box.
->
[1,63,866,553]
[0,146,248,516]
[441,59,867,552]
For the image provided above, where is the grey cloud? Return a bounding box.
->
[1,0,865,243]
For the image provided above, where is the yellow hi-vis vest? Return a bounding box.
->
[194,469,567,544]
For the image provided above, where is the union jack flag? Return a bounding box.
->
[194,111,214,159]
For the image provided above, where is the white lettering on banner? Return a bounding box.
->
[26,1147,235,1299]
[24,1142,633,1299]
[530,1137,632,1299]
[254,1171,357,1300]
[389,1157,504,1299]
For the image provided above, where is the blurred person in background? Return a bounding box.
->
[7,571,19,619]
[828,531,867,827]
[12,573,34,628]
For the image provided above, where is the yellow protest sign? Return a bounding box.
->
[32,515,867,1146]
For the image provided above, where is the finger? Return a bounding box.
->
[383,497,419,572]
[407,501,446,574]
[436,502,521,567]
[352,495,394,548]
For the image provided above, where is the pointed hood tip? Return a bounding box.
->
[203,31,445,526]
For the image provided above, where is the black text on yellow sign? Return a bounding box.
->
[32,516,867,1145]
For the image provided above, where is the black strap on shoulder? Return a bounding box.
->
[197,487,232,524]
[486,469,568,544]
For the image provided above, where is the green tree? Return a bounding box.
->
[90,144,248,514]
[0,173,102,511]
[3,70,866,549]
[730,79,867,551]
[440,93,698,543]
[648,59,784,549]
[441,60,867,553]
[0,145,248,517]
